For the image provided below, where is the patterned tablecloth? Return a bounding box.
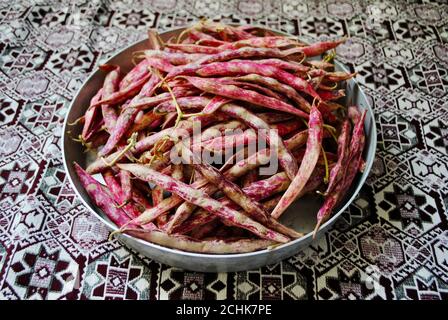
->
[0,0,447,300]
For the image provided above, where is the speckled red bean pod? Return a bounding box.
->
[172,172,305,236]
[119,58,150,90]
[235,74,311,112]
[102,170,140,219]
[317,89,345,101]
[143,50,206,65]
[165,43,222,54]
[219,36,302,50]
[298,38,346,57]
[167,47,301,78]
[91,72,151,108]
[314,109,366,236]
[219,103,299,180]
[119,169,132,203]
[124,229,275,253]
[74,162,137,228]
[324,120,351,195]
[118,163,290,243]
[271,106,323,219]
[194,61,320,100]
[182,76,310,118]
[82,88,103,141]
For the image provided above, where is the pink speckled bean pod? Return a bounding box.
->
[298,38,346,57]
[86,144,168,175]
[119,169,132,203]
[87,130,109,149]
[223,148,271,180]
[155,163,184,229]
[257,112,293,124]
[192,164,328,234]
[348,105,361,124]
[167,47,301,78]
[147,28,162,51]
[233,58,309,73]
[271,120,302,136]
[181,76,310,118]
[124,229,275,253]
[283,129,308,151]
[130,111,163,133]
[91,72,151,108]
[82,88,103,141]
[196,38,228,47]
[98,84,195,157]
[200,128,257,152]
[314,109,366,236]
[133,127,174,154]
[117,163,290,243]
[143,50,206,65]
[172,172,303,236]
[154,96,213,114]
[317,102,338,124]
[165,43,222,54]
[199,120,247,141]
[166,149,271,233]
[263,166,326,213]
[119,59,150,90]
[130,87,199,111]
[198,21,254,41]
[152,186,164,207]
[198,120,299,153]
[102,170,140,219]
[219,103,299,180]
[99,65,120,133]
[194,61,320,100]
[166,117,301,232]
[263,195,283,212]
[202,96,233,115]
[317,89,345,101]
[325,71,357,82]
[307,68,327,78]
[74,162,138,228]
[235,74,311,112]
[178,145,271,224]
[343,109,367,189]
[219,36,302,50]
[292,149,337,166]
[174,171,291,235]
[271,106,323,219]
[324,120,351,195]
[218,79,284,101]
[97,74,161,157]
[86,147,124,174]
[134,177,209,229]
[189,28,223,42]
[134,113,226,155]
[146,57,175,73]
[193,172,302,239]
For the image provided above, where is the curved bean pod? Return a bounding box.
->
[117,163,290,243]
[271,106,323,219]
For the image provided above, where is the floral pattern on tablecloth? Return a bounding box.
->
[0,0,447,300]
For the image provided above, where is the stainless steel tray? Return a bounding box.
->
[62,26,377,272]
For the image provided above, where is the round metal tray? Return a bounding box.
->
[62,26,377,272]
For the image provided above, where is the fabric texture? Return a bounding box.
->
[0,0,447,300]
